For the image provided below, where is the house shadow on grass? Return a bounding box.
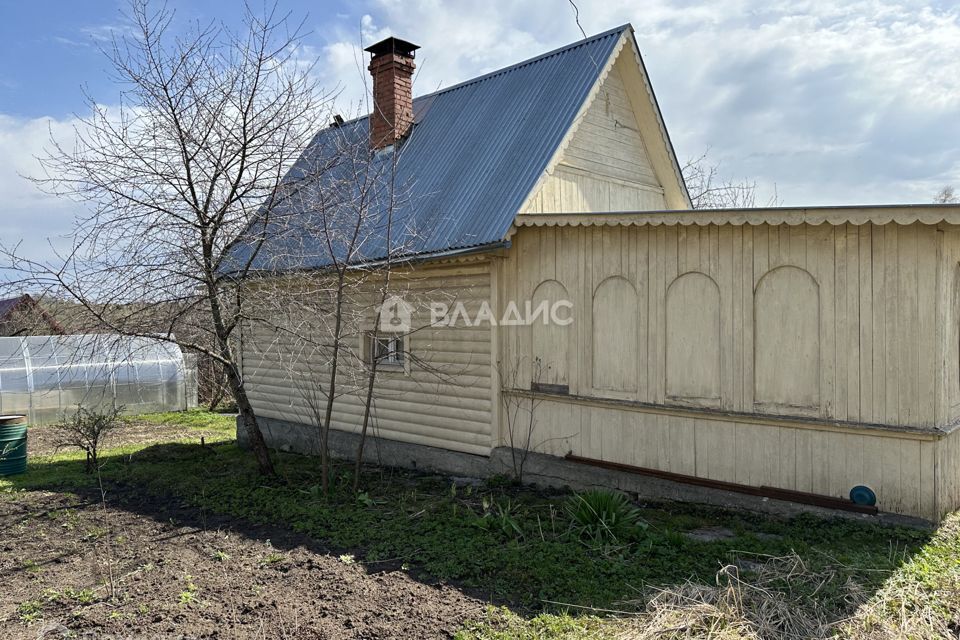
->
[2,439,944,638]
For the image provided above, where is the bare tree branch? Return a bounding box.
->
[2,0,340,475]
[682,151,779,209]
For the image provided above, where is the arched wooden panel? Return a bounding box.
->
[592,276,638,393]
[666,272,721,403]
[754,266,820,411]
[530,280,570,387]
[953,262,960,405]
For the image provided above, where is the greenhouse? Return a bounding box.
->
[0,334,197,425]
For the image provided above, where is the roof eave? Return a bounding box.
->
[511,203,960,231]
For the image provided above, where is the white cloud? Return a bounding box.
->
[0,114,78,265]
[315,0,960,204]
[4,0,959,270]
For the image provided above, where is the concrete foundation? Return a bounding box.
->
[240,416,931,528]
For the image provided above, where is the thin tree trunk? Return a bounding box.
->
[225,362,274,476]
[353,357,379,492]
[206,361,228,410]
[320,276,347,496]
[354,144,399,493]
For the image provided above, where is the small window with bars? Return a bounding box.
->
[368,332,405,369]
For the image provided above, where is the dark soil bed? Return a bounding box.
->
[0,488,484,639]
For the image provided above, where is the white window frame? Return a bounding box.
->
[361,329,410,374]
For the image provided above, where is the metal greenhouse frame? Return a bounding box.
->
[0,334,197,425]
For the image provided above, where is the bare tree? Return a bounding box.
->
[935,186,959,204]
[498,356,546,483]
[683,151,778,209]
[4,1,340,475]
[54,404,124,473]
[296,368,336,495]
[260,131,406,495]
[352,143,406,493]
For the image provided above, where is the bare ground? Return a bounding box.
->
[0,487,485,639]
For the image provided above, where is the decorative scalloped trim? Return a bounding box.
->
[512,206,960,231]
[546,35,626,179]
[622,34,691,207]
[515,34,626,215]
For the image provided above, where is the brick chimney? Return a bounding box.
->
[365,37,420,150]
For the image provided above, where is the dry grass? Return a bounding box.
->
[616,553,856,640]
[611,521,960,640]
[463,538,959,640]
[837,514,960,640]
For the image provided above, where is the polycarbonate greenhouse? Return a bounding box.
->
[0,334,197,425]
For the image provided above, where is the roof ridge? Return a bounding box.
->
[230,24,640,274]
[416,24,631,99]
[326,24,631,129]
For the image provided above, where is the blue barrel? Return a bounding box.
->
[0,415,27,476]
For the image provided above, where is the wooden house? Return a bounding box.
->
[233,25,960,521]
[0,294,64,337]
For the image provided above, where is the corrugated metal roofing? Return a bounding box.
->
[227,25,629,273]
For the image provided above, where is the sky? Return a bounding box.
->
[1,0,959,262]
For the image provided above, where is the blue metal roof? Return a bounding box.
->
[227,25,629,273]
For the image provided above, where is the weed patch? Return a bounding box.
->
[2,436,928,613]
[4,410,950,639]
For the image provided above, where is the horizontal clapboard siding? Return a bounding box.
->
[560,63,658,185]
[522,57,667,215]
[243,260,494,455]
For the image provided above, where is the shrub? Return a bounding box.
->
[566,489,646,546]
[54,405,124,472]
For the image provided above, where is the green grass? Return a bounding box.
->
[835,511,960,638]
[7,410,234,492]
[130,409,236,435]
[0,413,932,618]
[456,607,613,640]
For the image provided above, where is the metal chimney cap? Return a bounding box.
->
[364,36,420,58]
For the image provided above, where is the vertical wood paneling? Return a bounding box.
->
[592,276,639,393]
[498,221,953,519]
[880,439,903,513]
[862,436,886,504]
[948,229,960,419]
[900,440,921,518]
[742,227,754,410]
[884,225,900,424]
[936,431,960,518]
[720,225,736,410]
[918,226,937,426]
[650,226,666,403]
[873,224,888,424]
[754,266,821,410]
[509,221,946,428]
[819,224,836,418]
[835,226,848,421]
[859,225,874,423]
[636,227,650,400]
[899,224,919,425]
[809,431,832,496]
[846,225,861,421]
[795,429,813,493]
[920,440,936,518]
